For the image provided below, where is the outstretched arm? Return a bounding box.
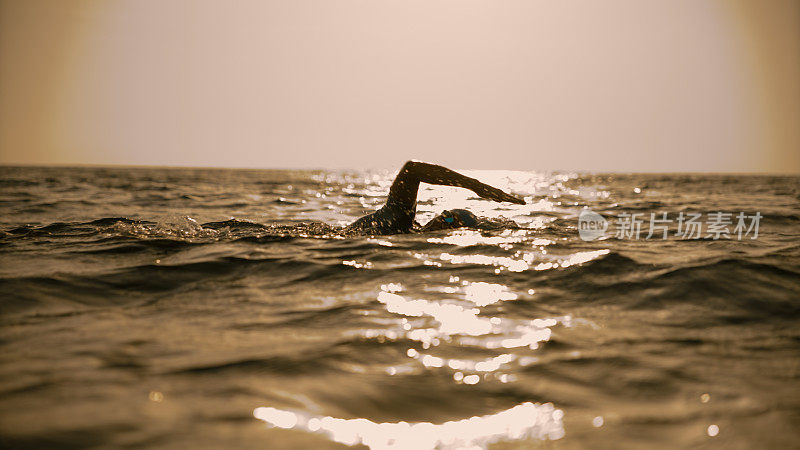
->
[386,160,525,212]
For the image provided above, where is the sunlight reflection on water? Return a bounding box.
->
[410,247,610,274]
[371,286,561,350]
[252,224,610,447]
[253,401,565,449]
[254,277,572,448]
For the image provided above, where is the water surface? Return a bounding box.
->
[1,166,798,449]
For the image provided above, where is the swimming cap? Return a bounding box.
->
[450,209,479,228]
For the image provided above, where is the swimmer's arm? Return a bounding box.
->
[392,161,526,205]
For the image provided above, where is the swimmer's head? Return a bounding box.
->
[421,209,479,231]
[449,209,479,227]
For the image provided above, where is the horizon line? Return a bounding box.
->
[1,162,799,176]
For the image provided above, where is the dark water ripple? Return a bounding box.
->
[1,166,799,449]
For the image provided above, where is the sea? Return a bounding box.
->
[1,165,798,449]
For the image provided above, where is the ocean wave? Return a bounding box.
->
[562,257,800,321]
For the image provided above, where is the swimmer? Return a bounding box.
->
[345,160,525,235]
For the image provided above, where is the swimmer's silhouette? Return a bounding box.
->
[345,161,525,235]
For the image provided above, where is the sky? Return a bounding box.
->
[1,0,798,173]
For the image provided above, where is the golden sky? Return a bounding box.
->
[1,0,798,172]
